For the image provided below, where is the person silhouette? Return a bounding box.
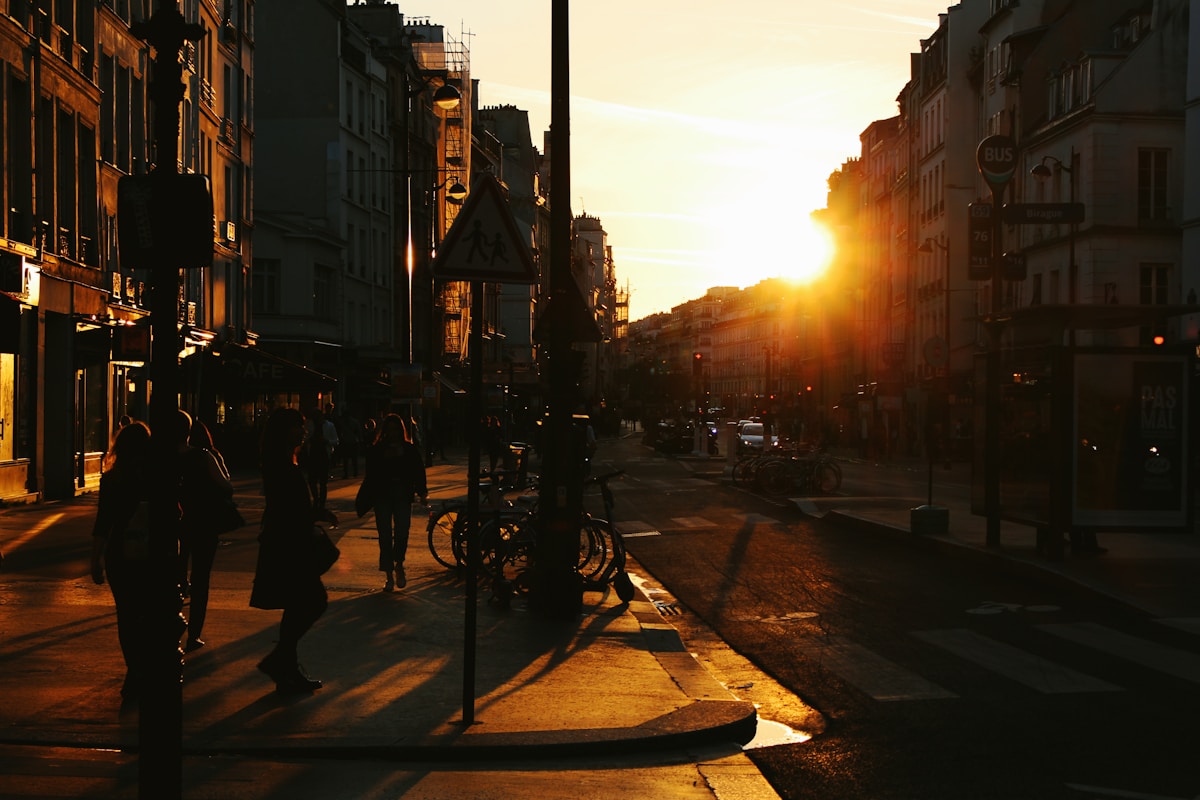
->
[465,220,488,263]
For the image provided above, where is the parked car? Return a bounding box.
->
[737,422,776,453]
[645,421,719,455]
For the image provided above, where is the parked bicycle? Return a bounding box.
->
[479,469,636,606]
[731,443,842,498]
[426,470,538,569]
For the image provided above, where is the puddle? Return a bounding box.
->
[742,718,812,750]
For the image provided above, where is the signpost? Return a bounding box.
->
[976,135,1017,548]
[431,172,535,727]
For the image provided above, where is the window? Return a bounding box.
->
[313,264,334,319]
[1139,264,1170,305]
[252,257,281,314]
[1137,148,1169,222]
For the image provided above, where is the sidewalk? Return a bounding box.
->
[0,449,770,800]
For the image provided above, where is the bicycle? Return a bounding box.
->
[481,470,635,606]
[756,447,842,497]
[580,470,636,602]
[427,471,538,569]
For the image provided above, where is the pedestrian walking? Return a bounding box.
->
[178,412,238,652]
[339,410,361,478]
[250,407,328,694]
[301,407,337,512]
[359,413,427,592]
[89,420,154,700]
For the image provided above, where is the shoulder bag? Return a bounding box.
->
[308,524,340,575]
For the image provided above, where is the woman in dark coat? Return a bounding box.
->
[362,413,427,591]
[250,407,327,694]
[90,421,154,699]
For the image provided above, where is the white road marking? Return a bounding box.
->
[733,513,781,525]
[1064,783,1193,800]
[815,639,957,701]
[1157,617,1200,636]
[914,629,1122,694]
[1039,622,1200,685]
[670,517,716,529]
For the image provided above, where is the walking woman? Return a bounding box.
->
[362,413,427,591]
[250,407,327,694]
[178,413,235,652]
[90,421,154,699]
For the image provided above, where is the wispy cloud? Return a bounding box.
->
[851,7,942,30]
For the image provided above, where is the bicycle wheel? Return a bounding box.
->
[427,507,464,569]
[757,460,792,497]
[813,460,843,494]
[578,519,611,582]
[731,457,755,485]
[479,518,532,586]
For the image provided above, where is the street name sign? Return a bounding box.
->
[1002,203,1085,225]
[432,174,538,283]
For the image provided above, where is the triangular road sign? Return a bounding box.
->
[432,174,538,283]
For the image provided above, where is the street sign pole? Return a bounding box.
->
[126,4,207,797]
[977,135,1018,549]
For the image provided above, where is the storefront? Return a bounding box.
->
[182,342,337,468]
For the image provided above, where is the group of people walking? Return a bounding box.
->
[89,406,427,701]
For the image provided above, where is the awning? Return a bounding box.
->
[183,342,337,393]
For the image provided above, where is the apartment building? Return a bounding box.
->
[0,0,252,500]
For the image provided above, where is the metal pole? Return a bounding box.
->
[534,0,584,620]
[944,242,952,470]
[984,184,1003,548]
[1067,146,1076,346]
[462,280,483,723]
[129,3,204,796]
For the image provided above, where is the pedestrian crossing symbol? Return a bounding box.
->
[432,173,538,284]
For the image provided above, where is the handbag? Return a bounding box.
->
[308,524,340,575]
[355,478,374,518]
[211,496,246,534]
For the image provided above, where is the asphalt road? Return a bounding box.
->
[601,437,1200,800]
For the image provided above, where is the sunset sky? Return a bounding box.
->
[416,1,955,321]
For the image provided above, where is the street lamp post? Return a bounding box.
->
[1031,146,1076,342]
[912,237,951,535]
[1031,147,1078,558]
[398,70,462,371]
[918,236,952,468]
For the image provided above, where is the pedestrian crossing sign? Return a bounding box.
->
[432,174,538,283]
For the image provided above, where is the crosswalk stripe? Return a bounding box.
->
[1038,622,1200,685]
[734,513,781,525]
[815,639,957,701]
[670,517,715,528]
[1156,617,1200,636]
[913,629,1122,694]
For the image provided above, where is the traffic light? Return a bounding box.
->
[968,202,992,281]
[692,351,703,376]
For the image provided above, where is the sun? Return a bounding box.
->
[782,216,834,284]
[708,204,834,290]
